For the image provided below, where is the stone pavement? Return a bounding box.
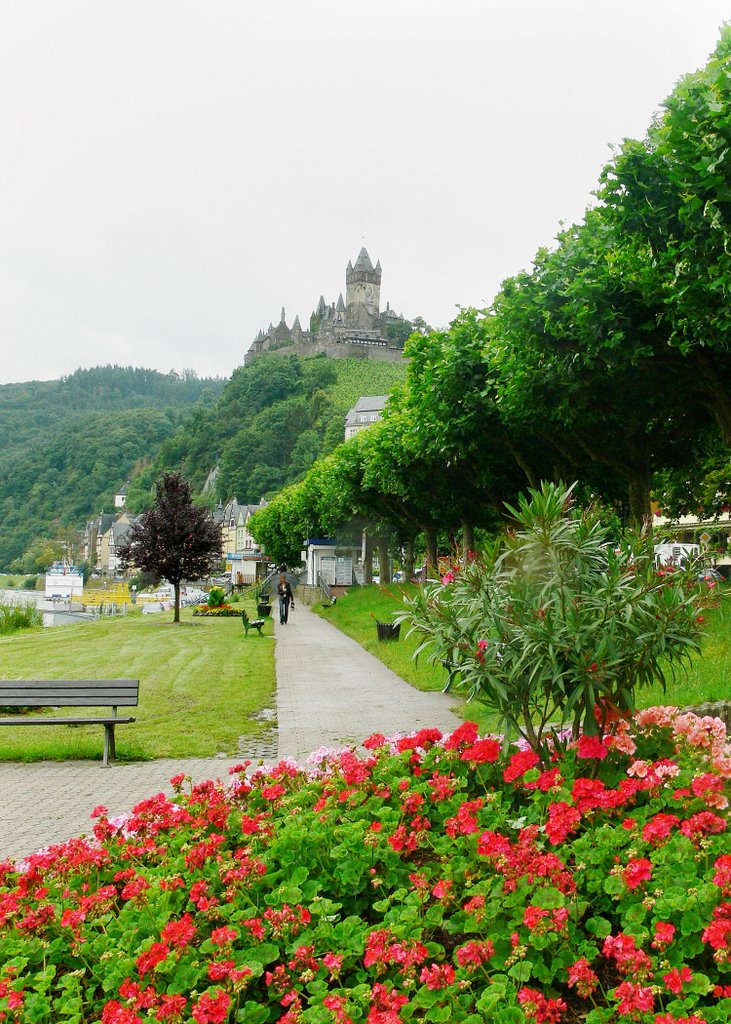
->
[0,602,462,864]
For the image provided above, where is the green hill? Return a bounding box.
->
[0,357,406,569]
[0,366,225,569]
[125,354,407,511]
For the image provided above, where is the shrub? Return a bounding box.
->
[0,710,729,1023]
[401,483,708,753]
[208,586,227,608]
[0,601,43,635]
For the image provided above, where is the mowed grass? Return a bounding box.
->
[0,606,276,762]
[314,583,731,727]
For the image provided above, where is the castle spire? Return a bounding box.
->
[353,247,374,273]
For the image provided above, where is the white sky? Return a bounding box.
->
[0,1,728,385]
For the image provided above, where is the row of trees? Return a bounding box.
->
[249,29,731,568]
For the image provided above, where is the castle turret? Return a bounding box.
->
[346,247,381,329]
[335,293,346,324]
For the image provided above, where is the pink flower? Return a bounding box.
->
[663,966,693,994]
[576,735,609,759]
[101,1001,142,1024]
[623,857,653,890]
[191,989,231,1024]
[652,921,676,950]
[614,981,655,1015]
[567,958,599,998]
[419,963,456,990]
[161,913,196,948]
[460,737,500,763]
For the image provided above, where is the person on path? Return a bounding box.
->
[277,574,295,624]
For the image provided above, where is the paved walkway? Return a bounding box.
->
[0,603,462,864]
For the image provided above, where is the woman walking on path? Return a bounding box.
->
[277,574,295,624]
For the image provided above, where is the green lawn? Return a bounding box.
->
[314,582,731,726]
[0,605,276,762]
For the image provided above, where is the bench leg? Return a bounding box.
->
[103,724,116,767]
[255,625,263,636]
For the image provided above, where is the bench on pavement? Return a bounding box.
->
[241,610,265,637]
[0,679,139,767]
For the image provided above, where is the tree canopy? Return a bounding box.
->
[118,472,222,622]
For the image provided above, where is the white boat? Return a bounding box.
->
[44,561,84,600]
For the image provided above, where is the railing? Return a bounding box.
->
[317,571,333,602]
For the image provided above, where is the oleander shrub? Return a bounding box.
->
[0,708,729,1023]
[401,483,709,753]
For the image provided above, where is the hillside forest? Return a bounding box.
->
[0,358,405,572]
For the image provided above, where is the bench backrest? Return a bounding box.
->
[0,679,139,708]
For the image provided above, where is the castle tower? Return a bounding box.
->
[346,247,381,330]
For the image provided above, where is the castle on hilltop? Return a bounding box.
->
[244,248,406,364]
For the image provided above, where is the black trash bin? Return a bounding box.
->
[376,621,401,641]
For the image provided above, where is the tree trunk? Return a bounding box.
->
[363,532,373,585]
[422,524,438,572]
[377,536,391,584]
[627,474,652,531]
[403,539,416,580]
[462,521,475,559]
[695,349,731,446]
[173,581,181,623]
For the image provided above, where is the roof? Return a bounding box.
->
[353,247,374,273]
[344,395,389,430]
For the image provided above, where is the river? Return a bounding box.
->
[0,589,97,628]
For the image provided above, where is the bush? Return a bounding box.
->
[0,601,43,634]
[0,709,728,1023]
[401,483,708,753]
[208,586,227,609]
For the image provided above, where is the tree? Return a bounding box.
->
[118,472,222,622]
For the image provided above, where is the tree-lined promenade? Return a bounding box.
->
[250,30,731,570]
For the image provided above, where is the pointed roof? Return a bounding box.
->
[292,314,302,330]
[336,293,345,312]
[316,295,327,316]
[353,247,374,273]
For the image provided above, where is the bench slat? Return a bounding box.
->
[0,716,136,726]
[0,680,138,706]
[0,693,138,705]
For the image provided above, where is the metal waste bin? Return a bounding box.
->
[376,622,401,641]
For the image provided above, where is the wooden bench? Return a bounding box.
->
[241,610,265,637]
[0,679,139,767]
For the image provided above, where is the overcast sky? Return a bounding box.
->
[1,1,728,385]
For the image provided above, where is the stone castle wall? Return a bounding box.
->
[244,336,404,366]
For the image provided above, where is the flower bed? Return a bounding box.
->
[192,604,240,617]
[0,708,729,1023]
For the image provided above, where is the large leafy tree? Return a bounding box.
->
[118,472,222,622]
[597,28,731,443]
[490,210,708,524]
